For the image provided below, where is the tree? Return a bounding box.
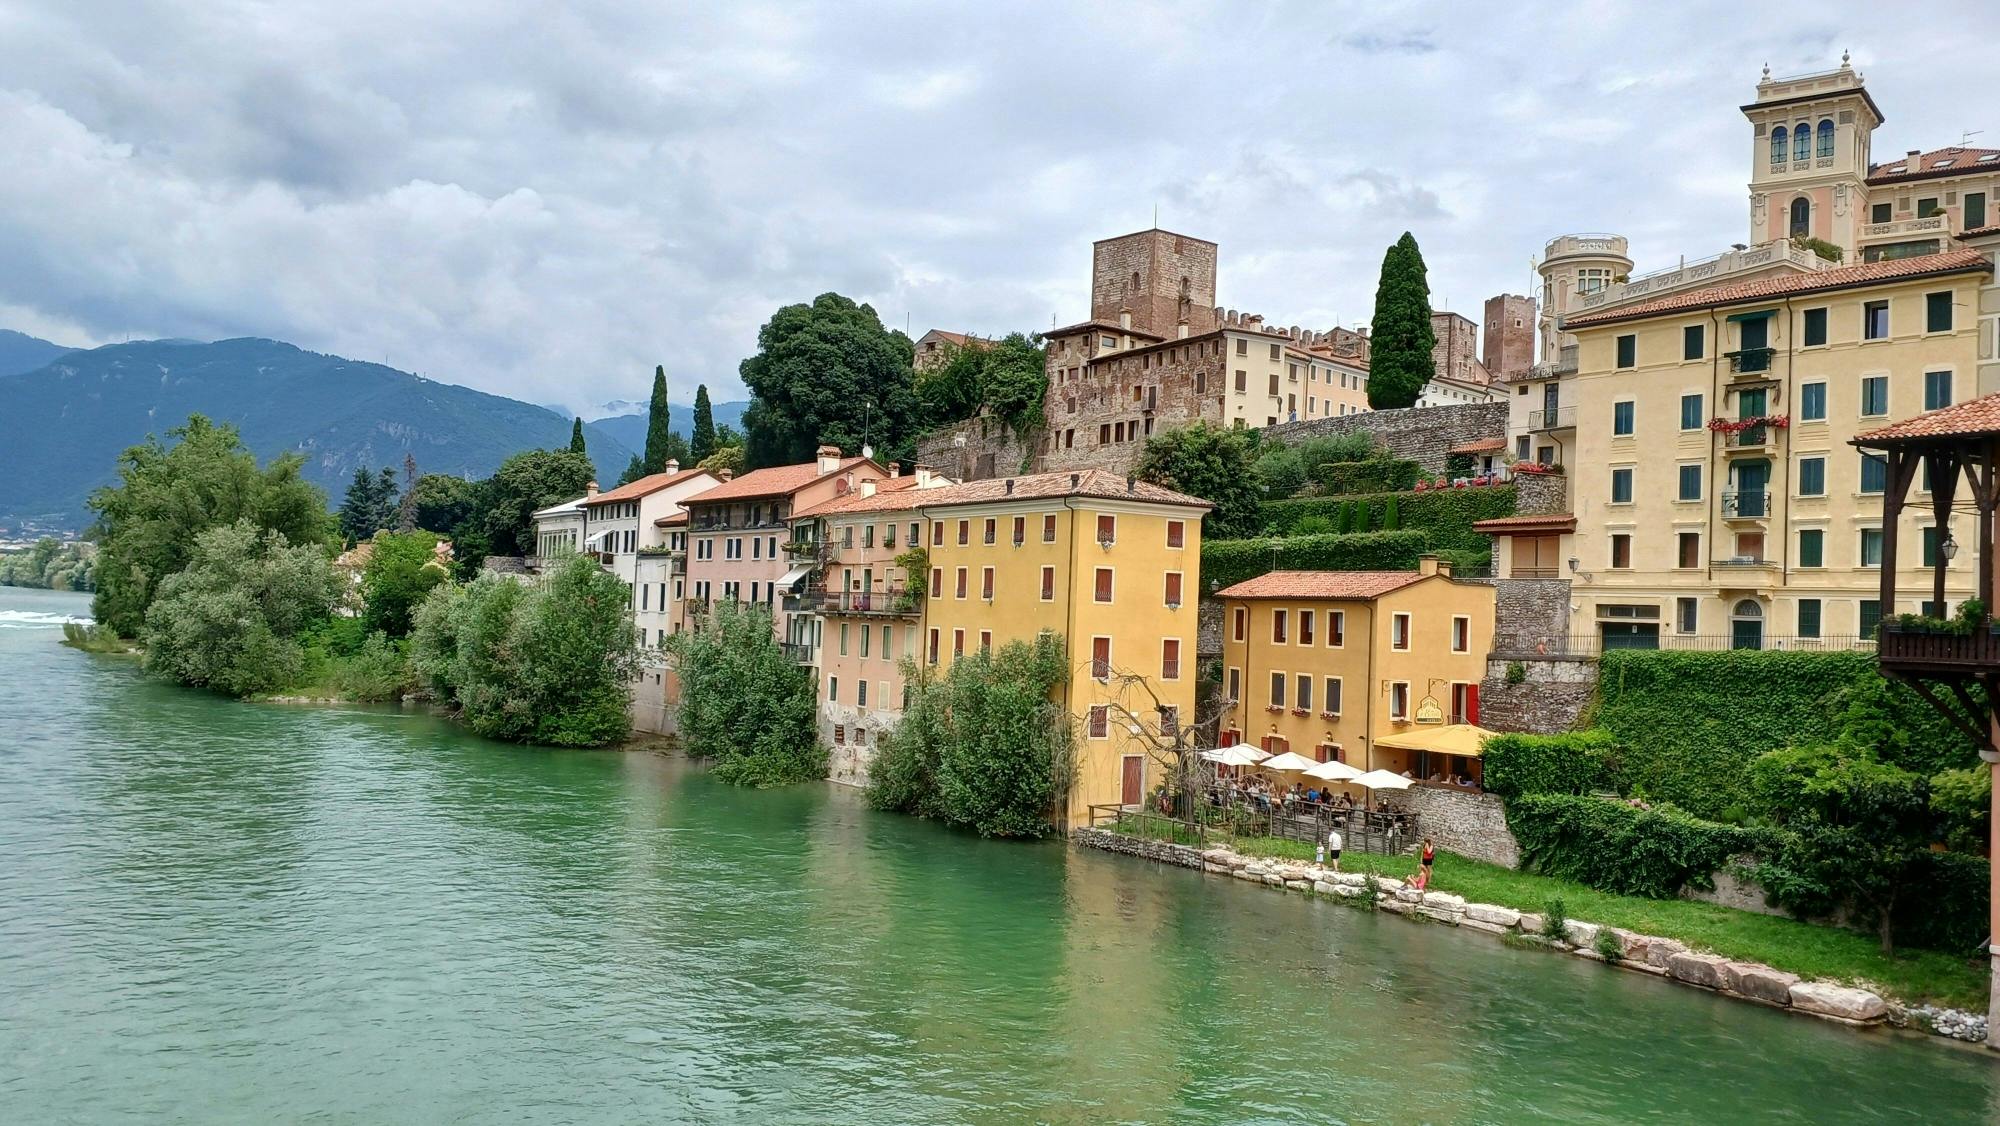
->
[1133,422,1263,538]
[616,454,646,487]
[339,467,400,543]
[690,384,717,462]
[913,333,1047,434]
[698,445,745,477]
[360,530,451,638]
[642,365,689,473]
[665,602,823,785]
[141,520,337,697]
[89,415,333,637]
[472,449,596,560]
[714,423,741,448]
[1367,232,1436,409]
[0,539,95,591]
[405,474,477,536]
[740,293,919,467]
[396,453,419,532]
[569,417,587,455]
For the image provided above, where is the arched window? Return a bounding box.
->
[1789,197,1811,238]
[1130,270,1141,292]
[1771,125,1788,164]
[1816,118,1835,158]
[1733,599,1762,619]
[1793,122,1810,162]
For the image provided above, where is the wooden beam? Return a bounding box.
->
[1931,450,1959,615]
[1893,673,1999,753]
[1881,448,1907,617]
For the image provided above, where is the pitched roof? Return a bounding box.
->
[791,475,933,518]
[1563,248,1992,328]
[1867,146,2000,184]
[1047,319,1167,341]
[915,468,1211,511]
[580,467,710,507]
[1449,438,1507,454]
[1960,223,2000,240]
[1472,513,1578,534]
[653,511,689,528]
[1853,391,2000,445]
[684,457,878,504]
[1214,570,1427,600]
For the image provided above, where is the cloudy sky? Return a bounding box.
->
[3,1,1994,413]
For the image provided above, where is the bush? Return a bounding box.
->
[665,602,823,784]
[1252,444,1308,498]
[1891,850,1991,954]
[141,520,337,697]
[1200,529,1431,590]
[1506,793,1777,899]
[359,531,450,637]
[1293,514,1334,536]
[1135,422,1266,538]
[1540,896,1568,940]
[1482,730,1619,799]
[1316,457,1421,496]
[326,632,412,702]
[1257,485,1516,557]
[1381,495,1400,531]
[1929,766,1991,854]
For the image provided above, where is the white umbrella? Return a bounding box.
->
[1260,751,1321,773]
[1200,747,1268,767]
[1305,759,1362,782]
[1351,769,1415,791]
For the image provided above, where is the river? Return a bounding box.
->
[0,586,1994,1123]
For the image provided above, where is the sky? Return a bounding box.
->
[3,1,1996,413]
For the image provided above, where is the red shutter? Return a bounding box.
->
[1466,683,1480,725]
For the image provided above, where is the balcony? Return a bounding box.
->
[1858,214,1949,243]
[1720,490,1769,519]
[781,641,815,664]
[816,587,920,617]
[783,539,822,560]
[1528,405,1576,432]
[1712,556,1782,587]
[1725,347,1774,375]
[1877,624,2000,675]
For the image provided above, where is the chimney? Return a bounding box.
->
[1907,149,1922,159]
[1127,475,1136,493]
[914,464,934,487]
[718,468,734,482]
[1418,553,1451,578]
[1004,479,1014,495]
[1070,473,1080,488]
[816,444,842,476]
[889,462,901,479]
[664,458,679,475]
[585,480,599,498]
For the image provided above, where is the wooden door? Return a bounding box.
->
[1121,756,1143,806]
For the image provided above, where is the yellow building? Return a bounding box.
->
[1491,249,1995,648]
[1215,558,1494,779]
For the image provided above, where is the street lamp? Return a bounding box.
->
[1940,533,1959,561]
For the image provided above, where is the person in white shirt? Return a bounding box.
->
[1326,827,1343,873]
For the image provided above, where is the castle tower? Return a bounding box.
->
[1536,234,1633,360]
[1482,293,1537,381]
[1742,54,1883,258]
[1090,229,1219,338]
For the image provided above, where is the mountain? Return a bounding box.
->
[0,330,79,377]
[0,337,636,528]
[588,399,751,457]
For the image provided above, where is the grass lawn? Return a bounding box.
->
[1180,831,1989,1011]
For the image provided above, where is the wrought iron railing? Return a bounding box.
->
[1721,489,1769,518]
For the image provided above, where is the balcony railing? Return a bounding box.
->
[1876,625,2000,672]
[817,588,920,616]
[1723,425,1775,449]
[1499,633,1874,657]
[1725,347,1774,374]
[1859,214,1949,241]
[781,641,815,664]
[1528,405,1576,432]
[1720,490,1769,518]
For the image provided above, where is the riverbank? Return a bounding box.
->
[1079,826,1994,1048]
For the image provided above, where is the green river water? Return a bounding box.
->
[1,586,1996,1124]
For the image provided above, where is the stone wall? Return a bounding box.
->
[1478,655,1597,735]
[911,413,1036,482]
[1381,786,1520,868]
[1512,472,1567,516]
[1039,333,1228,475]
[1071,826,1206,869]
[1258,401,1507,476]
[1490,577,1571,654]
[1196,597,1225,660]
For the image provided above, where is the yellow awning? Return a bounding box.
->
[1371,723,1497,757]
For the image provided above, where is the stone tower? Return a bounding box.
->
[1537,234,1633,360]
[1090,229,1219,338]
[1482,293,1537,381]
[1742,54,1882,258]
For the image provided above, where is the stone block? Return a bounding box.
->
[1788,982,1887,1023]
[1667,952,1731,990]
[1262,874,1283,887]
[1232,868,1261,882]
[1517,913,1544,935]
[1284,879,1311,891]
[1394,886,1424,903]
[1201,848,1235,866]
[1644,938,1689,970]
[1562,921,1600,949]
[1331,872,1369,888]
[1421,892,1466,911]
[1606,929,1651,962]
[1464,903,1521,928]
[1417,906,1462,925]
[1379,897,1414,915]
[1313,880,1338,896]
[1373,877,1406,894]
[1460,918,1510,935]
[1728,964,1799,1005]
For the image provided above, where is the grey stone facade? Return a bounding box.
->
[1071,826,1206,870]
[1512,472,1567,516]
[1478,655,1597,735]
[1196,597,1224,660]
[911,413,1036,482]
[1490,578,1572,654]
[1259,401,1507,476]
[1381,786,1520,868]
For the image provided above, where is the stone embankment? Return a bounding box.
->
[1071,828,1989,1047]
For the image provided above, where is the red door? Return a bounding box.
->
[1121,756,1143,806]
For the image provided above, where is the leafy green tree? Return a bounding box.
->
[473,448,595,560]
[396,454,419,532]
[666,602,823,785]
[339,466,400,543]
[360,531,451,638]
[689,384,717,462]
[1929,765,1991,854]
[405,474,477,536]
[89,414,332,637]
[714,423,741,448]
[1382,495,1401,531]
[0,538,95,591]
[1367,232,1436,409]
[642,365,690,473]
[698,445,745,477]
[740,293,919,467]
[1251,443,1307,498]
[142,520,337,696]
[616,454,646,487]
[569,417,587,455]
[914,333,1047,434]
[1133,422,1262,538]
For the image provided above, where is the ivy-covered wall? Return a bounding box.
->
[1258,484,1516,557]
[1199,529,1431,591]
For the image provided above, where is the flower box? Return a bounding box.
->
[1265,705,1286,714]
[1290,708,1310,717]
[1318,711,1339,720]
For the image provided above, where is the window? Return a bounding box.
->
[979,630,991,653]
[1166,520,1184,548]
[1323,678,1342,715]
[1613,400,1635,436]
[1800,307,1827,347]
[1012,516,1025,545]
[1677,464,1702,501]
[1863,300,1889,340]
[1328,611,1345,647]
[856,680,868,708]
[1390,612,1410,650]
[1927,292,1954,333]
[1611,467,1634,504]
[1093,567,1112,602]
[1967,193,1988,230]
[1925,370,1953,410]
[1269,671,1286,708]
[1164,572,1183,606]
[1677,532,1700,569]
[957,520,969,545]
[1272,609,1288,644]
[954,567,968,599]
[1232,607,1246,641]
[1795,598,1822,639]
[1043,513,1057,542]
[1227,667,1240,702]
[1860,454,1887,494]
[1870,202,1892,224]
[982,518,996,545]
[953,629,965,658]
[1922,526,1949,568]
[1793,123,1810,163]
[981,567,994,600]
[839,623,850,656]
[1611,534,1632,569]
[1859,599,1882,639]
[1096,514,1116,545]
[1040,566,1055,601]
[1918,197,1941,218]
[1087,705,1108,739]
[1798,528,1824,568]
[1295,675,1313,713]
[828,676,839,703]
[1234,370,1246,391]
[1615,334,1636,368]
[927,628,940,664]
[1676,597,1698,634]
[1789,196,1810,238]
[932,521,944,546]
[1162,639,1181,680]
[1816,118,1834,158]
[930,567,942,599]
[909,522,920,549]
[1679,393,1703,431]
[1770,125,1788,165]
[1859,528,1883,567]
[1091,637,1110,679]
[1795,456,1826,497]
[1451,616,1470,652]
[1798,382,1826,422]
[1389,682,1410,721]
[1860,376,1888,417]
[1682,324,1704,360]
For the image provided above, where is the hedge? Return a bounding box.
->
[1199,529,1432,591]
[1482,730,1620,799]
[1258,485,1515,557]
[1315,457,1421,495]
[1594,650,1986,818]
[1506,793,1779,899]
[1891,850,1992,954]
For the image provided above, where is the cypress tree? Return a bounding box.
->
[690,384,717,462]
[1382,495,1401,531]
[1332,501,1350,535]
[569,417,587,455]
[617,454,645,486]
[643,365,673,473]
[1366,232,1436,410]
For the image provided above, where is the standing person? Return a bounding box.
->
[1415,837,1436,890]
[1326,826,1343,874]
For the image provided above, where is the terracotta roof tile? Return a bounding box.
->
[1960,224,2000,239]
[1853,391,2000,445]
[580,467,711,507]
[1047,319,1166,341]
[1867,146,2000,184]
[1473,513,1578,534]
[791,476,936,518]
[1215,570,1427,601]
[1564,249,1991,329]
[684,457,879,504]
[653,511,689,528]
[1449,438,1507,454]
[915,468,1210,511]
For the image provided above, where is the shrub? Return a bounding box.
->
[1506,793,1777,899]
[1293,514,1334,536]
[1257,485,1516,557]
[1929,765,1991,854]
[1200,529,1431,590]
[1445,452,1476,480]
[359,531,450,637]
[1253,444,1308,498]
[1891,850,1991,954]
[666,601,823,784]
[1316,457,1421,495]
[1381,495,1400,531]
[327,632,412,702]
[141,520,337,697]
[1593,927,1624,962]
[1540,896,1568,940]
[1482,730,1619,799]
[1504,661,1526,685]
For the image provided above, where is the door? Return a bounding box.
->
[1120,755,1143,807]
[1600,622,1659,650]
[1731,599,1764,650]
[1542,382,1559,423]
[1732,460,1769,518]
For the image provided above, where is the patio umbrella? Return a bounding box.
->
[1199,747,1268,767]
[1350,769,1415,791]
[1304,759,1362,782]
[1371,723,1496,757]
[1259,751,1321,773]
